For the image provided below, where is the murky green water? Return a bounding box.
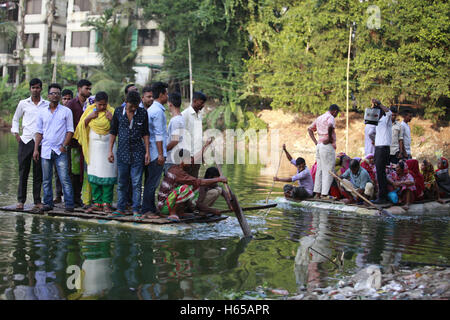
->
[0,131,449,300]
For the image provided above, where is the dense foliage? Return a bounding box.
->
[244,0,449,120]
[1,0,448,125]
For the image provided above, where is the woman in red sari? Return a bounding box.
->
[406,159,425,201]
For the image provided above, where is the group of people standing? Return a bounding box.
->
[274,99,450,210]
[12,78,233,221]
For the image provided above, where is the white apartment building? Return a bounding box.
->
[0,0,164,86]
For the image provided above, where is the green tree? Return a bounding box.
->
[244,0,449,120]
[353,0,450,121]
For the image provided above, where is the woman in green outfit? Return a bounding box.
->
[74,92,117,214]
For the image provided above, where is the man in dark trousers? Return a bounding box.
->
[372,99,393,204]
[66,79,92,207]
[11,78,48,211]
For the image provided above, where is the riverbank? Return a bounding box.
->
[257,109,450,174]
[230,265,450,300]
[286,264,450,300]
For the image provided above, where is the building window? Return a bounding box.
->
[73,0,91,12]
[138,29,159,47]
[26,0,42,14]
[71,31,90,48]
[25,33,40,48]
[7,66,18,84]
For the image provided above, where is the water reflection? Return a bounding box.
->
[1,216,254,300]
[0,130,449,300]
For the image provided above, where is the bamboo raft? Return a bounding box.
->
[276,197,450,216]
[0,203,277,235]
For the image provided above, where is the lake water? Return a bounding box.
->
[0,131,449,300]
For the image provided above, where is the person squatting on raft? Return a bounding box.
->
[338,159,375,204]
[74,92,117,215]
[387,160,415,211]
[156,144,231,222]
[308,104,340,200]
[273,144,313,200]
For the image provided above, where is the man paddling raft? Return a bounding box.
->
[273,144,313,201]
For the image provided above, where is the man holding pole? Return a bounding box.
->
[372,99,393,205]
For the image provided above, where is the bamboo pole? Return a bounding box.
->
[188,38,193,105]
[52,37,60,83]
[345,26,352,155]
[265,148,283,204]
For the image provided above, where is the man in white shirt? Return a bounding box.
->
[165,92,185,173]
[389,107,403,164]
[11,78,49,210]
[372,99,393,204]
[364,123,376,157]
[181,91,207,178]
[400,110,413,159]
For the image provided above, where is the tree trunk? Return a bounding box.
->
[45,0,55,66]
[17,0,26,83]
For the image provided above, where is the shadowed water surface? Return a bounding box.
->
[0,131,448,299]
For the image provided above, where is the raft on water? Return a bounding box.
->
[276,197,450,216]
[0,203,277,235]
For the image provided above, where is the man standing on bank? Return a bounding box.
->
[142,82,168,217]
[66,79,92,207]
[182,91,207,178]
[33,83,75,212]
[11,78,48,211]
[372,99,393,205]
[308,104,340,199]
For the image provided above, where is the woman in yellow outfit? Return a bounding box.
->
[74,92,117,214]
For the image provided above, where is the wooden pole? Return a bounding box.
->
[188,38,193,105]
[345,26,352,155]
[52,37,60,83]
[217,164,252,238]
[329,170,394,218]
[265,148,283,204]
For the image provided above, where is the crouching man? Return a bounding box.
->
[155,145,230,221]
[339,159,374,204]
[273,144,314,200]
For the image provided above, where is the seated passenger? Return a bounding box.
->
[335,153,350,176]
[360,153,377,189]
[406,159,424,201]
[387,161,415,210]
[339,159,374,204]
[421,160,444,203]
[196,167,233,216]
[435,157,450,199]
[273,144,314,200]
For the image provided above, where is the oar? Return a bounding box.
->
[219,203,277,214]
[329,170,395,218]
[265,148,284,204]
[217,164,252,238]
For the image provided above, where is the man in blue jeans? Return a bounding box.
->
[141,82,168,218]
[108,91,150,218]
[33,83,75,212]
